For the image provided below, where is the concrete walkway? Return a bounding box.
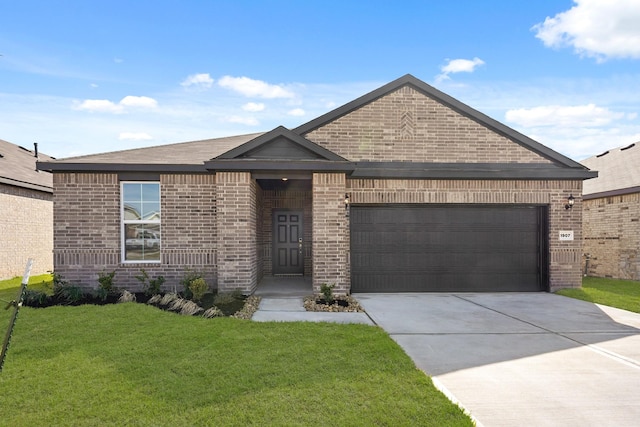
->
[356,293,640,427]
[252,277,373,324]
[252,296,374,325]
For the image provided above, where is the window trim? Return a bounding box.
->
[121,181,161,264]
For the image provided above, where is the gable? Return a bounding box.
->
[302,85,553,164]
[238,136,324,160]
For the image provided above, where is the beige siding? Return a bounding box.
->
[0,184,53,279]
[583,192,640,280]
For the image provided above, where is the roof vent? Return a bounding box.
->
[596,150,609,158]
[0,153,4,158]
[18,145,30,152]
[621,143,636,151]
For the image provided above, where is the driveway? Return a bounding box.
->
[356,293,640,427]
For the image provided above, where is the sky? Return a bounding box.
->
[1,0,640,161]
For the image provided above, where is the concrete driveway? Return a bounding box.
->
[356,293,640,427]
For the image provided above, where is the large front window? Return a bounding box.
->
[122,182,161,262]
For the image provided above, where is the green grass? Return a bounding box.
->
[557,277,640,313]
[0,299,471,425]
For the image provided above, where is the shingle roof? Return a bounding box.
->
[581,142,640,196]
[0,139,54,192]
[48,133,264,165]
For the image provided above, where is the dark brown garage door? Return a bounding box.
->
[350,205,548,292]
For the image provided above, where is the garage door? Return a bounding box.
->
[350,205,548,292]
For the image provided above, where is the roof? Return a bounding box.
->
[0,139,54,193]
[581,142,640,198]
[40,133,263,169]
[37,74,596,180]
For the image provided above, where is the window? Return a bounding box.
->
[121,182,161,262]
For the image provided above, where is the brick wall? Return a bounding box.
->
[0,183,53,279]
[261,189,312,276]
[305,86,553,164]
[583,192,640,280]
[348,178,584,290]
[312,173,349,294]
[216,172,258,294]
[52,173,217,291]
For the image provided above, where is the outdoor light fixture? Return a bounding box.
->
[344,193,350,208]
[281,177,288,181]
[565,194,575,210]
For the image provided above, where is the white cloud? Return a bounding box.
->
[218,75,295,98]
[74,99,123,113]
[436,57,485,82]
[118,132,153,141]
[222,115,259,126]
[533,0,640,61]
[287,108,305,116]
[505,104,625,127]
[114,58,124,64]
[242,102,265,112]
[120,95,158,108]
[74,96,158,113]
[180,73,214,89]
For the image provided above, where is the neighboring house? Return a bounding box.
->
[37,75,596,294]
[581,143,640,280]
[0,139,54,279]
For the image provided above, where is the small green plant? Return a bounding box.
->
[50,272,84,305]
[96,270,116,301]
[213,292,237,306]
[135,269,165,296]
[22,289,49,307]
[179,269,203,300]
[53,284,84,305]
[188,278,208,302]
[320,283,335,303]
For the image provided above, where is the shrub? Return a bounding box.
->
[22,289,49,307]
[188,278,208,302]
[179,269,203,300]
[53,284,84,305]
[135,269,165,296]
[320,283,335,303]
[97,270,116,301]
[214,292,237,306]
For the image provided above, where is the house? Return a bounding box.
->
[0,139,54,279]
[37,75,596,294]
[581,143,640,280]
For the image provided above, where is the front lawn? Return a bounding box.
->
[0,302,472,426]
[556,277,640,313]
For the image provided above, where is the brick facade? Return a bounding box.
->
[312,173,349,294]
[53,173,217,291]
[0,183,53,279]
[216,172,259,294]
[305,86,552,164]
[583,192,640,280]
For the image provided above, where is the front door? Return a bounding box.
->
[273,210,304,275]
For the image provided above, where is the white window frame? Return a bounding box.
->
[121,181,161,264]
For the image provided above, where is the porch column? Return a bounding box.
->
[312,172,350,295]
[216,172,258,294]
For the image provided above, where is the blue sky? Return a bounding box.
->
[1,0,639,160]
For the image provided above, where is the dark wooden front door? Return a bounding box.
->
[273,210,304,275]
